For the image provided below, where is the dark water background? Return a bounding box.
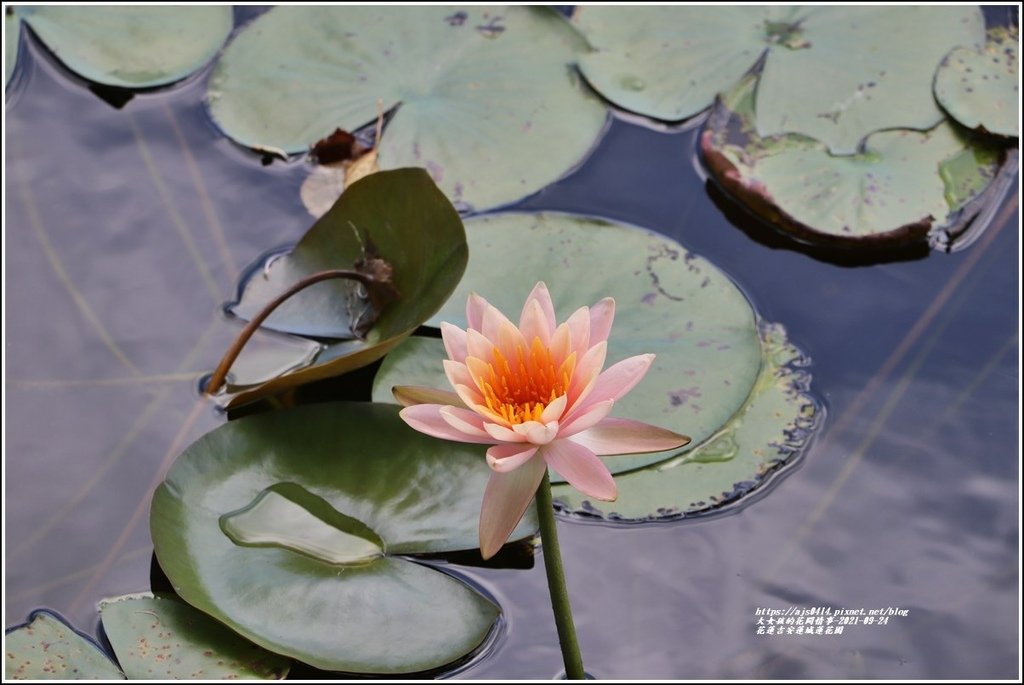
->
[4,7,1019,679]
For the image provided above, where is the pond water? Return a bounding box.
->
[4,7,1019,680]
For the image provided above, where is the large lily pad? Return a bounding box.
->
[571,6,984,153]
[5,611,125,680]
[151,401,537,674]
[552,324,818,521]
[100,594,291,679]
[13,6,233,88]
[207,6,608,211]
[214,168,467,408]
[372,212,764,477]
[934,26,1019,139]
[702,72,1009,247]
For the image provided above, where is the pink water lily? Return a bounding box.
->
[396,282,690,559]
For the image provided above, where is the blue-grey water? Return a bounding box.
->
[4,8,1019,679]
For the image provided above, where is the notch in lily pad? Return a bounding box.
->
[206,168,467,409]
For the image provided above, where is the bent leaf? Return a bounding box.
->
[151,402,536,674]
[14,6,232,88]
[208,6,607,211]
[934,26,1019,139]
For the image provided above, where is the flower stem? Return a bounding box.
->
[535,471,586,679]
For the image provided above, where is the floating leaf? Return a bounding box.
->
[99,594,291,679]
[5,611,125,680]
[552,323,819,521]
[14,6,233,88]
[702,72,1008,247]
[215,168,467,408]
[151,402,536,674]
[372,212,764,477]
[934,25,1019,139]
[208,6,607,210]
[571,6,983,153]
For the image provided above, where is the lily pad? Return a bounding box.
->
[99,594,291,679]
[5,611,125,680]
[934,26,1019,139]
[702,72,1008,247]
[214,168,467,408]
[551,323,819,521]
[14,6,233,88]
[371,212,765,477]
[207,5,607,211]
[151,401,537,674]
[571,6,984,153]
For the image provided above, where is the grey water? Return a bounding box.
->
[4,8,1019,680]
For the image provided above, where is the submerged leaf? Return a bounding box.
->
[208,6,607,211]
[151,402,534,674]
[14,6,233,88]
[934,25,1020,139]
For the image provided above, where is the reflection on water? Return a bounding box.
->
[4,11,1019,680]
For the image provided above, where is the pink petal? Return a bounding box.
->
[559,399,615,437]
[400,405,498,445]
[512,420,560,445]
[486,443,539,472]
[589,297,615,346]
[521,282,556,336]
[466,328,494,363]
[482,302,514,342]
[548,322,572,366]
[539,394,568,424]
[565,306,591,357]
[497,320,529,361]
[467,292,489,331]
[519,299,551,347]
[571,418,691,455]
[439,405,494,440]
[479,454,547,559]
[440,322,468,363]
[452,383,486,412]
[566,341,607,411]
[484,421,528,443]
[464,356,493,391]
[541,439,617,501]
[392,385,464,408]
[568,353,654,420]
[443,359,475,391]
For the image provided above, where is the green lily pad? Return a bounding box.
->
[571,6,983,153]
[935,25,1019,139]
[552,323,819,521]
[14,6,233,88]
[5,11,20,88]
[371,212,764,477]
[151,401,536,674]
[5,611,125,680]
[702,72,1008,247]
[99,594,291,679]
[215,168,467,409]
[207,6,607,211]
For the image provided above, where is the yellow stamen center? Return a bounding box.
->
[479,337,575,424]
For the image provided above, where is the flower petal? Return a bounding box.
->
[400,404,498,444]
[589,297,615,347]
[484,421,529,442]
[392,385,464,408]
[519,299,551,348]
[440,322,468,363]
[542,439,617,501]
[479,455,547,559]
[521,282,556,336]
[559,398,615,437]
[465,328,494,363]
[566,341,607,411]
[566,306,591,357]
[467,292,489,331]
[439,405,494,440]
[567,353,654,421]
[486,443,539,472]
[571,418,691,455]
[512,420,560,445]
[443,359,475,391]
[539,394,568,424]
[482,301,514,342]
[548,322,572,366]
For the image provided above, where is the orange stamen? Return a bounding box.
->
[479,337,575,424]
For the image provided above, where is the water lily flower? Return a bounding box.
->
[396,283,690,559]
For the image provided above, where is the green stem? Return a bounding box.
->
[535,471,586,679]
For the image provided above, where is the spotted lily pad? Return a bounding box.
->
[5,611,125,680]
[371,212,765,478]
[99,594,291,679]
[13,6,232,88]
[213,168,467,409]
[552,324,818,520]
[571,6,983,153]
[207,6,607,211]
[935,26,1019,139]
[151,402,537,674]
[702,72,1009,247]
